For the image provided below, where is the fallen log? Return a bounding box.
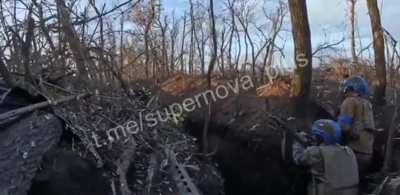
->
[0,93,89,122]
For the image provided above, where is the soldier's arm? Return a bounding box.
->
[338,98,356,133]
[293,143,322,166]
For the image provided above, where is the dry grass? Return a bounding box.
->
[161,73,226,96]
[257,75,292,98]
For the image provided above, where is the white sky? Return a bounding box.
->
[163,0,400,65]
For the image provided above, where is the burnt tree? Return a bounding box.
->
[288,0,312,117]
[367,0,387,105]
[349,0,358,64]
[202,0,217,153]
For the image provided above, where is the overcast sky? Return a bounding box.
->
[163,0,400,40]
[308,0,400,45]
[163,0,400,64]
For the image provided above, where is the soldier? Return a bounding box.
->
[293,119,359,195]
[337,76,375,174]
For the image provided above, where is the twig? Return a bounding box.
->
[40,80,76,94]
[73,0,141,25]
[312,38,345,56]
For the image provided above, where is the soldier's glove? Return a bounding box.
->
[296,131,316,146]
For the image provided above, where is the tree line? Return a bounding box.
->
[0,0,398,107]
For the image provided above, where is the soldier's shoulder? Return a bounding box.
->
[344,96,360,103]
[341,97,359,108]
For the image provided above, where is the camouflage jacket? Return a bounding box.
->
[293,141,359,195]
[339,96,375,154]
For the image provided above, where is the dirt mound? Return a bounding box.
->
[161,73,225,96]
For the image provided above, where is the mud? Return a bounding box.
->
[28,149,110,195]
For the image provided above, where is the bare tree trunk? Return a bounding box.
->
[144,0,156,79]
[349,0,358,64]
[144,30,150,79]
[234,28,241,73]
[242,32,248,73]
[227,0,236,73]
[256,35,270,83]
[180,13,187,72]
[22,7,35,85]
[195,20,206,75]
[189,0,196,75]
[237,16,255,78]
[55,0,90,84]
[202,0,217,154]
[159,16,169,77]
[170,13,179,73]
[367,0,387,105]
[33,0,57,61]
[120,12,125,77]
[219,26,227,76]
[200,33,206,75]
[288,0,313,117]
[89,0,106,83]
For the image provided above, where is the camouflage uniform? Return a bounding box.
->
[339,96,375,171]
[293,141,359,195]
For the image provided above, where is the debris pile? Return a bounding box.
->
[0,84,224,195]
[52,88,225,195]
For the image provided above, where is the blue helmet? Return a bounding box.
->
[311,119,342,145]
[343,76,369,96]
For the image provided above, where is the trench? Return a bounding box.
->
[184,118,309,195]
